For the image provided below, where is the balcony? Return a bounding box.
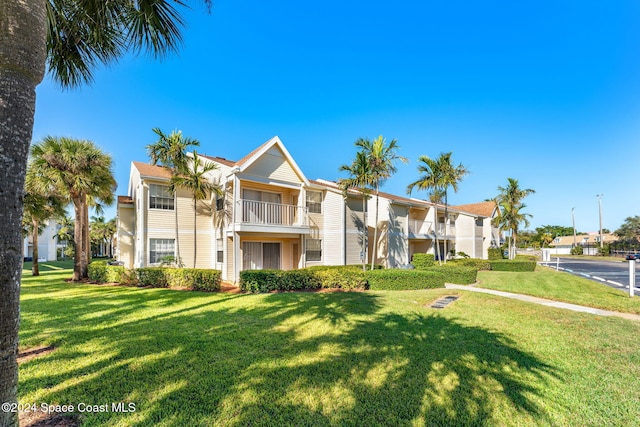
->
[409,220,455,239]
[234,199,309,234]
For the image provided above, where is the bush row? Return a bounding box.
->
[239,268,369,293]
[366,269,445,290]
[487,260,537,272]
[88,262,221,291]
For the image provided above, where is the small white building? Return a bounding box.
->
[23,219,59,261]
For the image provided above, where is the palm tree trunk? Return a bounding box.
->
[72,198,85,281]
[175,197,181,267]
[371,186,380,270]
[0,3,46,422]
[362,196,367,271]
[434,204,441,266]
[443,191,448,264]
[193,200,197,268]
[83,202,90,276]
[32,219,40,276]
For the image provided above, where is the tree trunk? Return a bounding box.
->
[83,202,90,277]
[0,1,47,424]
[434,204,441,266]
[362,196,366,271]
[175,196,181,266]
[193,200,197,268]
[443,191,448,264]
[32,219,40,276]
[370,186,379,270]
[72,198,84,281]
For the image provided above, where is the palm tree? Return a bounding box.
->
[354,136,407,270]
[2,3,207,419]
[338,151,374,271]
[493,178,535,259]
[30,137,116,281]
[407,152,468,264]
[22,164,66,276]
[55,214,75,260]
[146,128,201,266]
[169,152,221,268]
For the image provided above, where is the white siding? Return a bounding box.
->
[243,146,302,183]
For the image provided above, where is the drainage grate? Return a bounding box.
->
[430,295,459,309]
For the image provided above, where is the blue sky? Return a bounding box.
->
[33,0,640,233]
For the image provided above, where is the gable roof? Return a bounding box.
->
[452,201,498,218]
[132,161,172,180]
[235,136,309,185]
[117,195,134,205]
[198,154,236,167]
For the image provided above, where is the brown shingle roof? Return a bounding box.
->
[235,138,274,167]
[117,195,134,204]
[199,154,237,167]
[453,201,497,218]
[132,161,172,179]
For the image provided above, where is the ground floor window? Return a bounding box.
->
[149,238,175,264]
[242,242,281,270]
[217,238,224,263]
[306,238,322,261]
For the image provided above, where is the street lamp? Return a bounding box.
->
[596,194,603,250]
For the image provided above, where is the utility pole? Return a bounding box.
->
[596,194,603,250]
[572,207,577,248]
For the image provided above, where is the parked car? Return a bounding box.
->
[625,253,640,261]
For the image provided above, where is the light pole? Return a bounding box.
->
[572,207,577,248]
[596,194,603,250]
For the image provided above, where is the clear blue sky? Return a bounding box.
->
[33,0,640,233]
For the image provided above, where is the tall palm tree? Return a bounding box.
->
[22,164,66,276]
[338,150,374,271]
[355,136,407,270]
[146,128,201,266]
[407,152,468,264]
[493,178,535,259]
[2,3,208,419]
[169,152,221,268]
[30,137,116,281]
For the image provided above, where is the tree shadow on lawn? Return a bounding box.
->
[19,287,559,426]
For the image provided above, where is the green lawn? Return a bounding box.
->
[18,267,640,426]
[477,267,640,315]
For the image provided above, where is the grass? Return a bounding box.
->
[477,267,640,314]
[17,265,640,426]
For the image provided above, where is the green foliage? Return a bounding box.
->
[597,244,611,257]
[239,267,367,293]
[449,258,492,271]
[412,253,436,269]
[165,269,221,291]
[366,269,445,290]
[456,251,470,259]
[429,265,478,285]
[136,268,170,288]
[88,261,108,283]
[615,215,640,242]
[489,260,537,272]
[488,248,504,260]
[570,246,583,255]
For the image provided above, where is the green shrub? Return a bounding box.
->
[88,261,107,283]
[136,268,169,287]
[279,269,322,291]
[165,269,221,291]
[239,270,282,293]
[239,267,368,293]
[515,254,539,261]
[488,248,504,260]
[449,258,492,271]
[570,246,584,255]
[315,268,368,290]
[489,260,537,272]
[412,253,435,269]
[429,265,478,284]
[366,269,445,290]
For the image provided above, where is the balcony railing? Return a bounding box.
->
[240,200,308,226]
[409,220,455,237]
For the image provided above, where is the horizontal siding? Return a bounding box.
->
[346,197,366,265]
[321,192,343,265]
[243,146,301,183]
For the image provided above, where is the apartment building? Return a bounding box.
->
[117,136,499,282]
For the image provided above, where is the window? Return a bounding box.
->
[242,242,281,270]
[149,184,174,210]
[306,191,322,213]
[215,195,225,211]
[306,239,322,261]
[149,239,175,264]
[217,238,224,263]
[475,218,483,227]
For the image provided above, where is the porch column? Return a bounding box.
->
[233,232,241,283]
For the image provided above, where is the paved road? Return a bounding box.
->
[540,257,639,292]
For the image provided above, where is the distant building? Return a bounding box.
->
[23,219,59,261]
[549,232,618,255]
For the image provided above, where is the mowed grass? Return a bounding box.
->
[477,267,640,315]
[18,267,640,426]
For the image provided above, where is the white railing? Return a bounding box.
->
[240,200,308,226]
[435,224,456,236]
[409,220,433,235]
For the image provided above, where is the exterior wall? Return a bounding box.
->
[387,204,409,267]
[117,206,135,268]
[23,220,58,261]
[367,197,391,266]
[454,214,476,258]
[243,146,302,183]
[345,196,366,266]
[316,190,343,266]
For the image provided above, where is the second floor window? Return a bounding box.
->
[306,238,322,261]
[306,191,322,214]
[149,184,174,210]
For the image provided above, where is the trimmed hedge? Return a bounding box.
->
[412,253,436,269]
[239,267,367,293]
[488,248,504,260]
[429,265,478,285]
[488,260,537,272]
[448,258,492,271]
[366,269,445,290]
[89,263,221,291]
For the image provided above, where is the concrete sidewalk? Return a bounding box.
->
[444,284,640,321]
